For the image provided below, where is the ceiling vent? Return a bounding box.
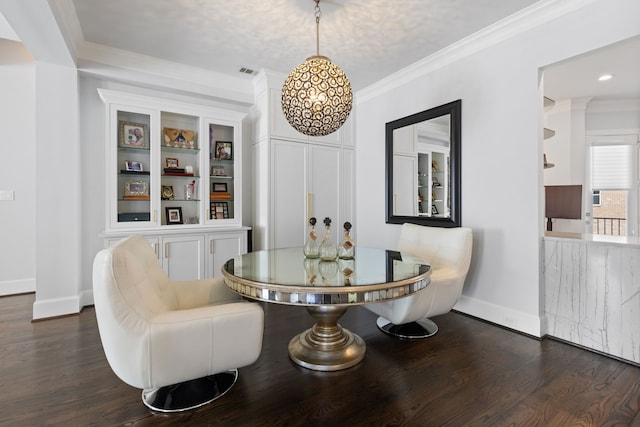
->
[239,67,256,75]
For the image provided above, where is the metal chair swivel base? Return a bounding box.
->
[142,369,238,413]
[376,316,439,339]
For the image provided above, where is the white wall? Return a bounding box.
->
[354,0,640,336]
[0,39,35,296]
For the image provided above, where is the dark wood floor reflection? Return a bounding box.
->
[2,293,639,426]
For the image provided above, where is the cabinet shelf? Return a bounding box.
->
[544,128,556,139]
[162,174,200,178]
[161,199,201,202]
[118,146,150,153]
[161,145,200,154]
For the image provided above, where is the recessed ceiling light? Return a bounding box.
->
[598,73,614,81]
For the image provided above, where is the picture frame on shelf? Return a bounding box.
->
[431,205,439,215]
[163,127,196,149]
[161,185,174,200]
[165,207,183,224]
[212,182,228,192]
[211,166,226,176]
[210,202,229,219]
[165,158,179,168]
[124,160,143,172]
[124,181,149,197]
[213,141,232,160]
[119,121,148,148]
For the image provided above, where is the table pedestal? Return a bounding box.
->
[288,305,366,371]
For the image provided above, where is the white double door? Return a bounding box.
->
[269,139,354,249]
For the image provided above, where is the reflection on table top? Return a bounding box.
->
[222,247,431,307]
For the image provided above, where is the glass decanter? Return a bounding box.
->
[338,221,355,259]
[303,217,320,258]
[319,217,338,261]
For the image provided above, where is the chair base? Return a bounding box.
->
[376,316,439,339]
[142,369,238,413]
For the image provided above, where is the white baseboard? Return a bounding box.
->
[79,289,94,308]
[32,295,80,320]
[454,295,543,337]
[0,278,36,296]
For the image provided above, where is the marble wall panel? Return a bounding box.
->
[544,238,640,364]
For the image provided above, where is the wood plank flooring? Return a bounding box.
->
[1,293,639,426]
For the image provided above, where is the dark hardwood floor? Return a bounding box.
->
[1,293,639,426]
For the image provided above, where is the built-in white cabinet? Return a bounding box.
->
[105,229,247,280]
[99,89,249,279]
[251,71,355,250]
[99,89,246,229]
[254,138,354,249]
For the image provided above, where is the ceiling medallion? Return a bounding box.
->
[281,0,353,137]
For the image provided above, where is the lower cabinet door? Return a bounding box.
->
[161,235,205,281]
[207,232,247,278]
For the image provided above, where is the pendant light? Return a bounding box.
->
[281,0,353,137]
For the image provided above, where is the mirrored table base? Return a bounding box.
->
[287,306,365,371]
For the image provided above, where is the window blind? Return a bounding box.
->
[591,145,632,190]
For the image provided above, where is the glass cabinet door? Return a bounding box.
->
[116,109,152,225]
[160,111,201,226]
[208,122,236,222]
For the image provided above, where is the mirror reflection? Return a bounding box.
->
[386,100,461,227]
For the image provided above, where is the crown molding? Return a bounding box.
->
[356,0,598,104]
[77,42,255,105]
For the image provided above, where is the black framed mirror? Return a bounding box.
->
[385,99,461,227]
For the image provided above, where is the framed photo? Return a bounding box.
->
[166,158,179,168]
[165,207,183,224]
[210,202,229,219]
[119,121,148,148]
[212,182,228,192]
[124,160,143,172]
[431,205,439,215]
[161,185,174,200]
[124,181,149,197]
[214,141,232,160]
[211,166,226,176]
[163,127,196,149]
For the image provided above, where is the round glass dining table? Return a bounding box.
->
[222,247,430,371]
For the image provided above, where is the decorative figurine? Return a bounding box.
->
[319,217,338,261]
[303,217,320,258]
[338,221,355,259]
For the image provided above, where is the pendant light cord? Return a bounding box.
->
[314,0,321,56]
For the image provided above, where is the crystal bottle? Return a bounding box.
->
[303,217,320,258]
[319,217,338,261]
[338,221,355,259]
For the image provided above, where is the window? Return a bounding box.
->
[592,190,601,206]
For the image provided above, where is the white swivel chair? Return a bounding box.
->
[92,235,264,412]
[365,223,472,339]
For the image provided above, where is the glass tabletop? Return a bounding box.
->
[222,247,431,306]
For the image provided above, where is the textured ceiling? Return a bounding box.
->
[72,0,542,91]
